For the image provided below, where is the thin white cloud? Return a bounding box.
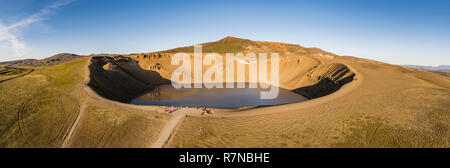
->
[0,24,27,57]
[0,0,75,59]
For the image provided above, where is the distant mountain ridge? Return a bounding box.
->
[0,53,82,67]
[403,65,450,72]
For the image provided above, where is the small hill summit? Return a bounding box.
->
[44,53,81,62]
[218,36,252,43]
[0,53,83,67]
[159,36,337,58]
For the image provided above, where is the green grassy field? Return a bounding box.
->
[0,58,169,147]
[0,59,85,147]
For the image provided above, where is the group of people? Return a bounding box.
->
[164,106,177,113]
[163,106,213,116]
[200,107,213,116]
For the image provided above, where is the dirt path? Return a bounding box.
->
[0,69,34,83]
[150,112,185,148]
[61,103,85,148]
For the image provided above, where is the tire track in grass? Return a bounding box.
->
[17,97,35,146]
[0,69,34,83]
[16,75,81,147]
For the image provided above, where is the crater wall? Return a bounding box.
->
[87,53,355,103]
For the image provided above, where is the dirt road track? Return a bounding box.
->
[62,103,85,148]
[150,113,185,148]
[0,69,34,83]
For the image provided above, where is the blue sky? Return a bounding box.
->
[0,0,449,66]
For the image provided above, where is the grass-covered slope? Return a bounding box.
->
[0,58,169,147]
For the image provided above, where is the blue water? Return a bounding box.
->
[129,83,307,108]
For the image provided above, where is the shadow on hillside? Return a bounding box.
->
[87,55,170,102]
[293,74,355,99]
